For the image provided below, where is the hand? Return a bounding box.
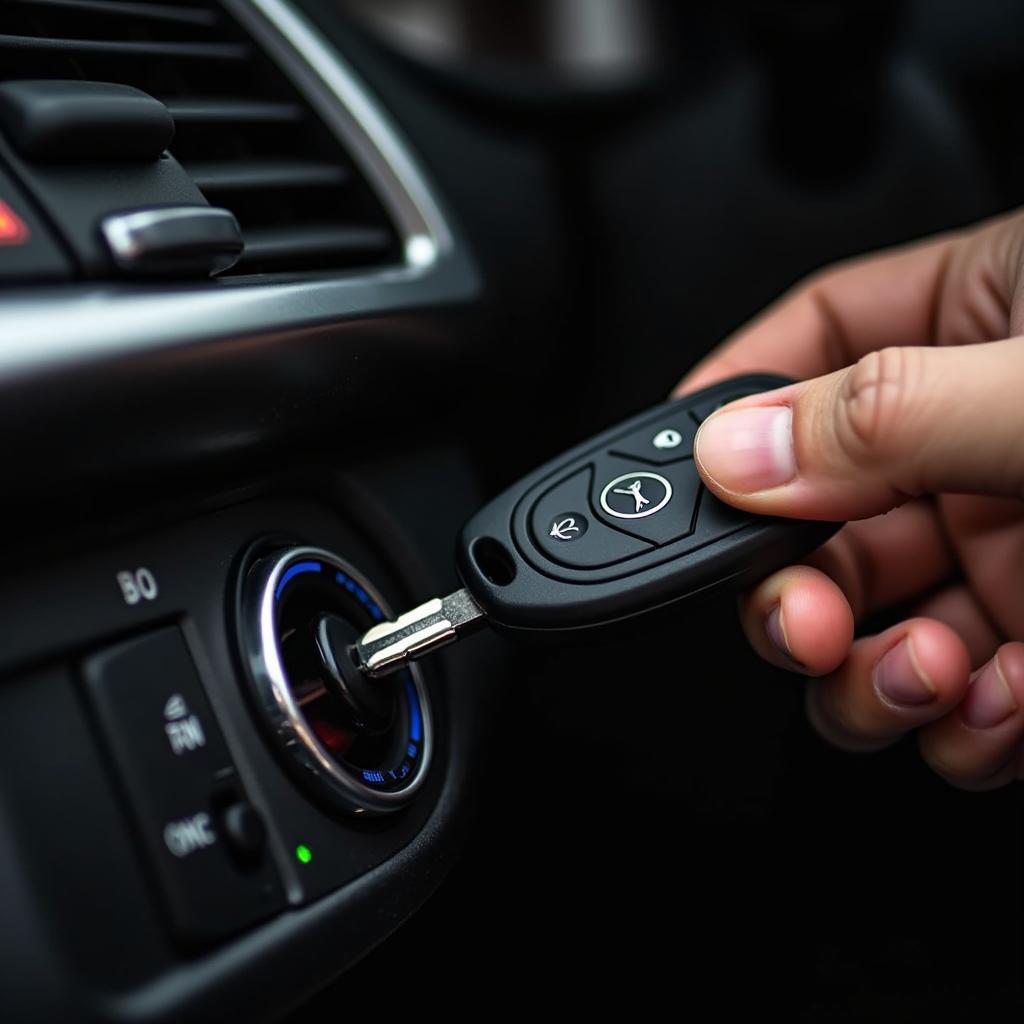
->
[676,210,1024,788]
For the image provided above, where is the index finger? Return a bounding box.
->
[673,213,1022,396]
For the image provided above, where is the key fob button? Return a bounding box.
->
[689,400,722,423]
[690,486,753,545]
[592,456,701,546]
[608,414,696,464]
[689,383,780,424]
[530,466,654,568]
[599,471,673,519]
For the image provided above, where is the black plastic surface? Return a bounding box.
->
[0,131,207,277]
[0,163,72,281]
[459,374,842,629]
[80,627,285,945]
[529,466,652,569]
[0,80,175,163]
[608,411,698,464]
[591,453,701,546]
[0,487,495,1022]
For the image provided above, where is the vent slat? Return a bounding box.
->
[0,33,248,60]
[189,160,350,191]
[238,226,393,266]
[5,0,220,28]
[165,100,303,125]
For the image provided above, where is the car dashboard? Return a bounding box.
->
[0,1,492,1018]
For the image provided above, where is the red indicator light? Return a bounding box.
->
[309,717,354,755]
[0,200,29,245]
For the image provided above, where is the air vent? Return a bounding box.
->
[0,0,403,275]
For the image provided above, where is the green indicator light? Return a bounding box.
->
[295,844,313,865]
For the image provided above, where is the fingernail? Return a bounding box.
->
[765,604,805,670]
[962,656,1018,729]
[874,637,936,707]
[695,406,796,493]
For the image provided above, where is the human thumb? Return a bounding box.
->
[693,339,1024,520]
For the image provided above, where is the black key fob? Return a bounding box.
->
[457,374,842,630]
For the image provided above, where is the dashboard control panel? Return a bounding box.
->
[0,491,478,1022]
[82,627,284,944]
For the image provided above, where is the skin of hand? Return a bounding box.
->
[675,209,1024,789]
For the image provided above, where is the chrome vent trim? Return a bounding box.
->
[228,0,452,271]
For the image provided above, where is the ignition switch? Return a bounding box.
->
[238,547,432,816]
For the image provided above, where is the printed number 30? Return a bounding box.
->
[117,567,159,606]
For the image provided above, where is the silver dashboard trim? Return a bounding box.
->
[233,0,453,262]
[100,206,244,275]
[0,0,473,384]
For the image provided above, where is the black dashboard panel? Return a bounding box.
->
[0,1,546,1018]
[0,483,495,1021]
[0,0,488,498]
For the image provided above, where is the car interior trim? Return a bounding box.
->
[0,0,474,387]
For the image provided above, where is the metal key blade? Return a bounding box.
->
[354,588,486,678]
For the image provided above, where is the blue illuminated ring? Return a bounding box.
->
[239,545,433,816]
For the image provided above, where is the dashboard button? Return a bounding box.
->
[80,627,283,944]
[530,466,653,568]
[221,801,268,864]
